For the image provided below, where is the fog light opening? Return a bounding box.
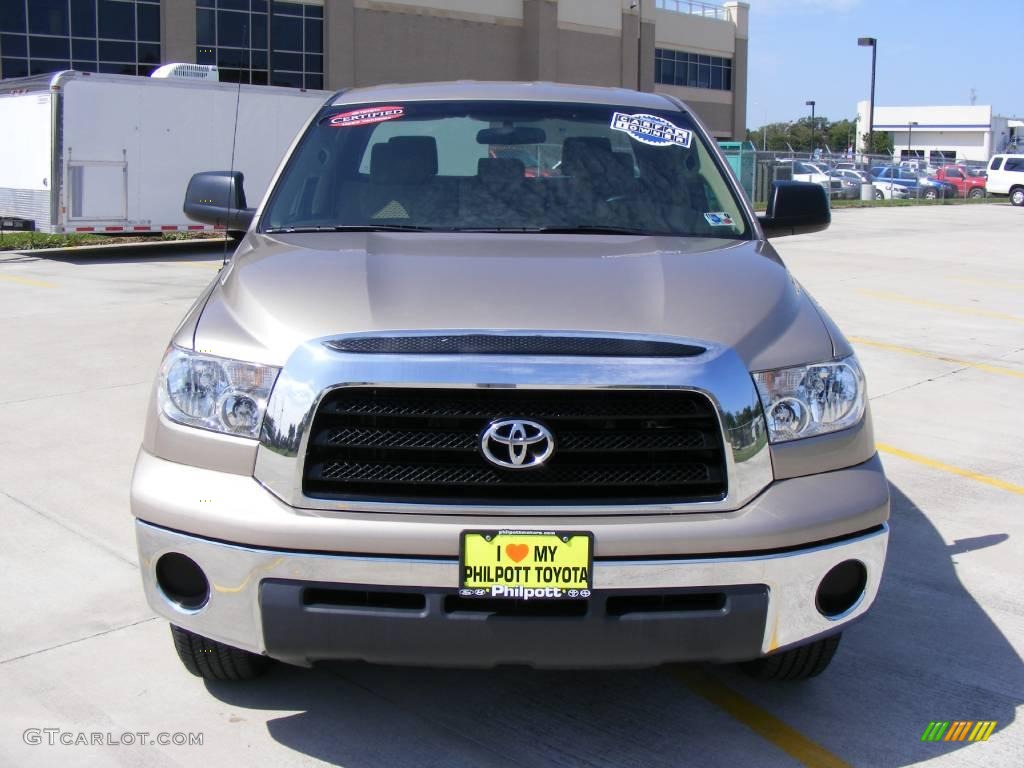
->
[155,553,210,611]
[815,560,867,619]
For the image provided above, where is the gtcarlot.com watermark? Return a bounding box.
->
[24,729,203,747]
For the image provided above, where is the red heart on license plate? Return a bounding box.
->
[506,543,529,563]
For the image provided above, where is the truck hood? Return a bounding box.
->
[190,232,836,371]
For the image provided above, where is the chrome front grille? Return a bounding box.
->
[302,388,728,504]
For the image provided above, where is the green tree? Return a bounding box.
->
[862,131,893,155]
[826,119,857,153]
[748,116,849,153]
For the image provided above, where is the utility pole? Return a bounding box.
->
[806,100,816,156]
[858,37,877,160]
[630,1,643,91]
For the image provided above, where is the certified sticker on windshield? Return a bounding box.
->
[327,105,405,128]
[610,112,692,148]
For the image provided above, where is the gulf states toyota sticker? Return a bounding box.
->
[610,112,692,148]
[328,105,405,128]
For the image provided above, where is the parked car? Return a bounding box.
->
[985,154,1024,206]
[933,165,986,198]
[831,168,870,183]
[792,161,854,199]
[866,167,911,199]
[823,168,897,201]
[824,168,868,200]
[916,174,958,199]
[898,159,938,176]
[133,81,889,684]
[871,166,953,199]
[791,160,831,188]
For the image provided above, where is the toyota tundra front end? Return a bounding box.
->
[132,81,889,682]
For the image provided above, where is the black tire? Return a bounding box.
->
[739,633,841,681]
[170,624,270,681]
[968,187,985,199]
[923,187,938,200]
[1010,187,1024,206]
[873,188,884,200]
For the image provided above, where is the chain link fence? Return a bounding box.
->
[719,144,989,205]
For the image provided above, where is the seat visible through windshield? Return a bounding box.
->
[262,100,748,238]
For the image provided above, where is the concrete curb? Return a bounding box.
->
[5,237,233,259]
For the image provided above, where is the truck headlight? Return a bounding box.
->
[752,356,866,443]
[157,347,279,438]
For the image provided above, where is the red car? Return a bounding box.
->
[933,165,987,198]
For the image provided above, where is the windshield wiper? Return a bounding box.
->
[264,224,439,233]
[459,225,660,235]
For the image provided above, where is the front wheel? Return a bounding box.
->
[170,624,270,681]
[1010,187,1024,206]
[968,188,985,199]
[923,188,938,200]
[740,634,841,681]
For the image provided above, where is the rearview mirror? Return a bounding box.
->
[476,126,547,145]
[758,180,830,238]
[183,171,255,235]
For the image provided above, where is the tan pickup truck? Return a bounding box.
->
[132,81,889,683]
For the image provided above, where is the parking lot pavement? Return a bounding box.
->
[0,208,1021,768]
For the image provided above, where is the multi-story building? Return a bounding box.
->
[856,102,1024,163]
[0,0,748,137]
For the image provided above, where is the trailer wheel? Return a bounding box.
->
[170,624,270,681]
[739,634,841,681]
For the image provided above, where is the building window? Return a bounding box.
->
[270,2,322,90]
[654,48,732,91]
[196,0,322,89]
[0,0,160,79]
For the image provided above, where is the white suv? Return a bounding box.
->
[986,154,1024,205]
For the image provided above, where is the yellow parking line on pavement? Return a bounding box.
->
[877,444,1024,496]
[849,337,1024,380]
[857,290,1024,324]
[0,273,55,288]
[674,668,851,768]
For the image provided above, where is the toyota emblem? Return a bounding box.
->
[480,419,555,469]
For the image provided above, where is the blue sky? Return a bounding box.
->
[745,0,1023,128]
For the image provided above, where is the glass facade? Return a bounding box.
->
[196,0,323,89]
[655,48,732,91]
[0,0,161,78]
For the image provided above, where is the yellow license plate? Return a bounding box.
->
[459,530,593,599]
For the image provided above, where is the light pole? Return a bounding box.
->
[907,120,918,162]
[858,37,877,161]
[630,1,643,91]
[805,100,816,156]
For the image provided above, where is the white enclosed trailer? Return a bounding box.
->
[0,70,330,234]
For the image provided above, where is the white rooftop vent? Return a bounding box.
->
[151,63,220,81]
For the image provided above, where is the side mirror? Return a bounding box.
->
[758,180,831,238]
[183,171,255,235]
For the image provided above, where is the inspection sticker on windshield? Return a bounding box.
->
[704,212,734,226]
[328,105,404,128]
[610,112,692,148]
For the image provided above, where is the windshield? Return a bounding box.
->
[260,100,749,238]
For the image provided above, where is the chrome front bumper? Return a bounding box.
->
[136,517,888,666]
